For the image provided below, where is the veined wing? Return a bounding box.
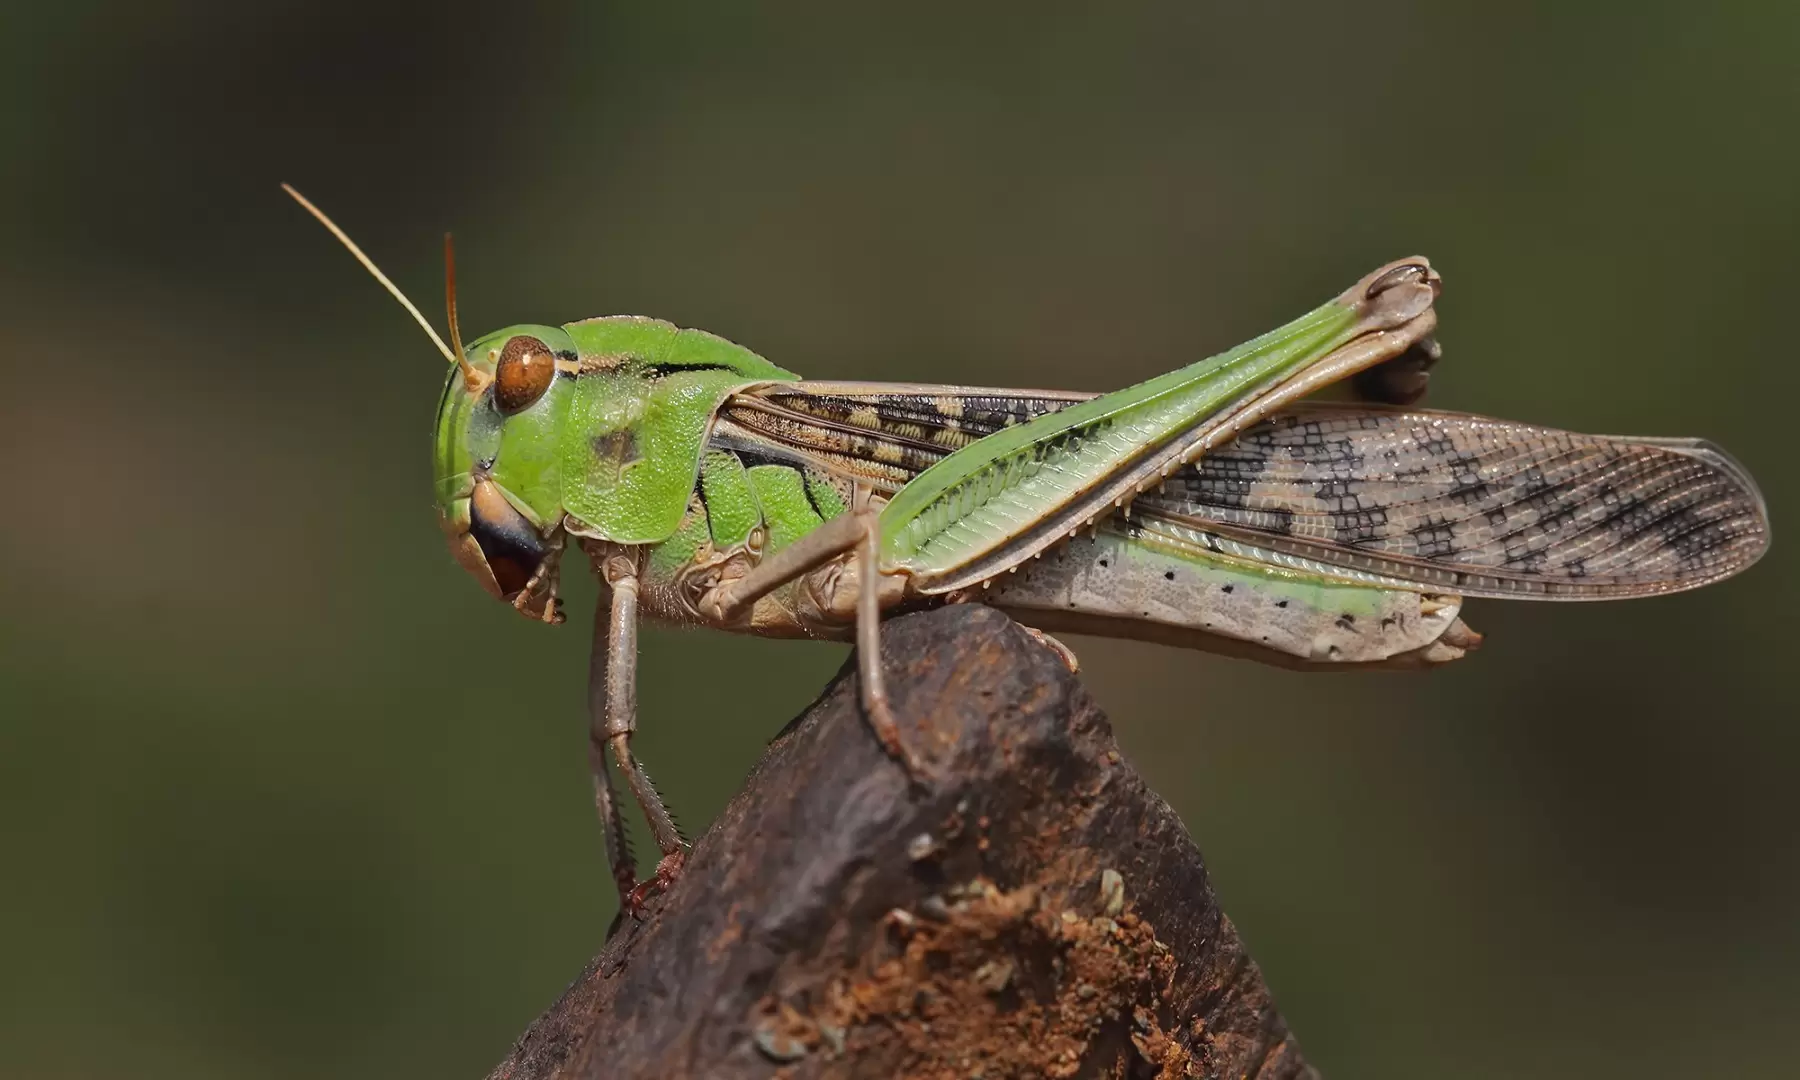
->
[1135,405,1769,600]
[718,384,1769,599]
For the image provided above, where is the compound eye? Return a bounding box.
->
[494,335,557,415]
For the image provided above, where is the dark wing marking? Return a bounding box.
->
[1136,404,1769,599]
[720,385,1769,600]
[715,381,1081,490]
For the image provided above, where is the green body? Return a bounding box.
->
[430,268,1768,665]
[431,296,1398,630]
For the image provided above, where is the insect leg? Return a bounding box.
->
[708,508,925,781]
[585,596,637,922]
[594,547,687,916]
[853,518,911,774]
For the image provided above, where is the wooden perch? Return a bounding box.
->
[488,605,1318,1080]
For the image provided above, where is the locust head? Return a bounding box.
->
[432,322,578,623]
[282,185,572,623]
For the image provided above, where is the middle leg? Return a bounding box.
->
[590,545,688,918]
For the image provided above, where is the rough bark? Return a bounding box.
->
[488,604,1318,1080]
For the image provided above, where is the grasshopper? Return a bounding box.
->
[286,187,1769,916]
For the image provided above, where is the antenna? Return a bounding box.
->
[281,183,486,391]
[444,233,468,363]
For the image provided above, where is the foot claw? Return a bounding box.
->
[625,851,686,918]
[864,698,929,787]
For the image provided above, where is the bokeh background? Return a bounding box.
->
[4,4,1797,1078]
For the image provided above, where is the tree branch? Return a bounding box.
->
[488,604,1317,1080]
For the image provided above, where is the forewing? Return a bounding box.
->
[714,381,1082,490]
[720,385,1769,600]
[1137,404,1770,599]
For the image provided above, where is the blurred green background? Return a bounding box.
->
[3,3,1796,1077]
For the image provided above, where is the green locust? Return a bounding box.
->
[285,187,1770,916]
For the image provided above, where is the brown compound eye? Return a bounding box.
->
[493,335,557,415]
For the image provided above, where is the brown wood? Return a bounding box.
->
[489,604,1319,1080]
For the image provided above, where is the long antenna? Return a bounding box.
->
[281,183,484,390]
[444,232,468,363]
